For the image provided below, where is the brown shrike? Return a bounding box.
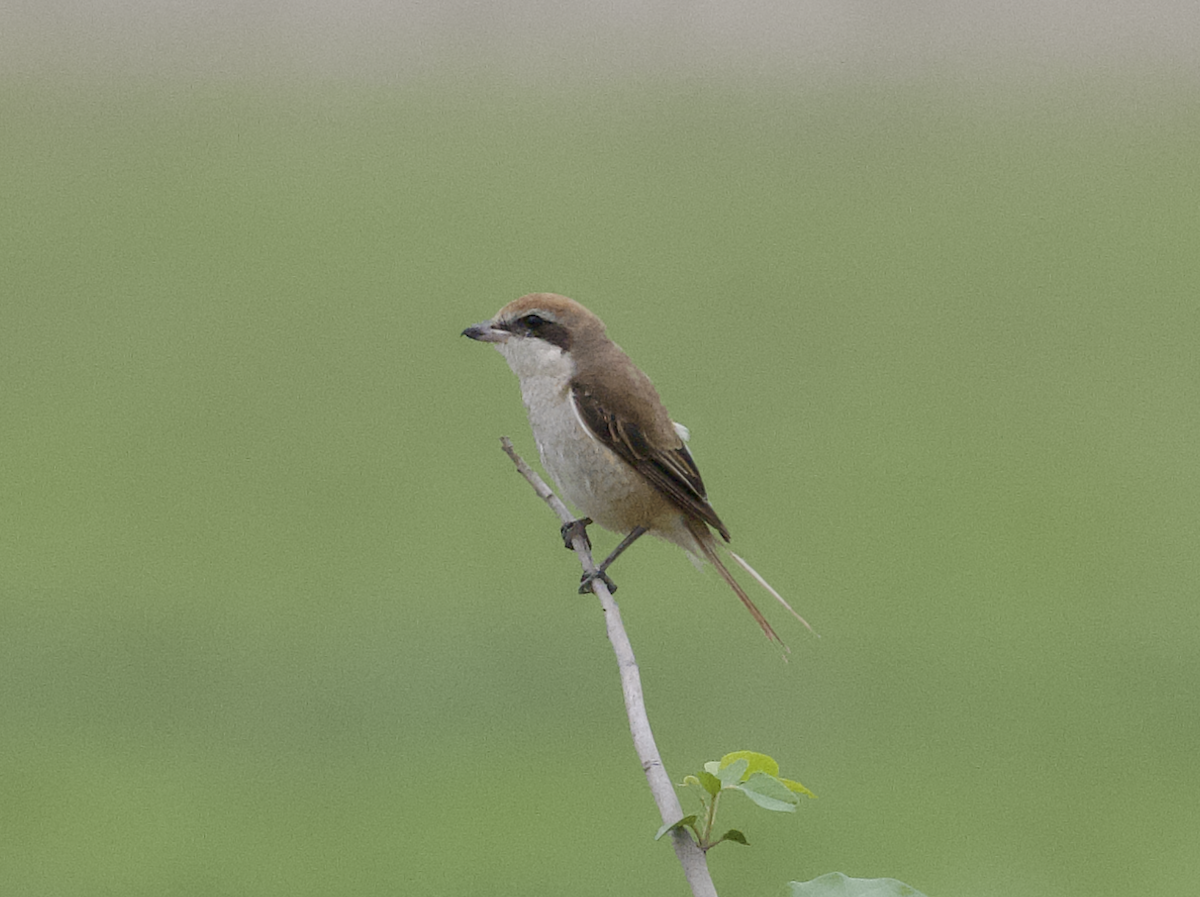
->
[463,293,808,647]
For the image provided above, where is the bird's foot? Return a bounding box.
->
[560,517,593,551]
[579,569,618,595]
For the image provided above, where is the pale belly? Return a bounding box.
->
[520,380,672,535]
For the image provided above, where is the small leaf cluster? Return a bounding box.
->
[788,873,929,897]
[656,751,815,853]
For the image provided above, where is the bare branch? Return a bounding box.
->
[499,437,718,897]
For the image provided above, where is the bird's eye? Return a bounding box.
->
[522,314,545,329]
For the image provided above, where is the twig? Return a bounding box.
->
[500,437,718,897]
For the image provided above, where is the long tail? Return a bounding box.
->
[685,519,795,651]
[728,551,815,636]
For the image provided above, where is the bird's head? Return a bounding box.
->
[462,293,607,381]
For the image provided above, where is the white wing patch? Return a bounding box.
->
[570,389,601,444]
[673,421,690,443]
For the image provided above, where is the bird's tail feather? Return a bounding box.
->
[685,519,805,653]
[728,550,816,635]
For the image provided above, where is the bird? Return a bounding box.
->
[462,292,809,647]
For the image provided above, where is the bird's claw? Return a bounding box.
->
[579,569,618,595]
[560,517,593,551]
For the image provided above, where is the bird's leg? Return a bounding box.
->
[560,517,593,551]
[578,525,648,595]
[596,525,648,574]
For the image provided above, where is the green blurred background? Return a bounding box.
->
[3,13,1199,896]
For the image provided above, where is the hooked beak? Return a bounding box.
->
[461,320,509,343]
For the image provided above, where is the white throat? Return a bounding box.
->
[495,337,575,392]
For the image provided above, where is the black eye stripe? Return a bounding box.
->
[536,321,571,351]
[498,311,571,351]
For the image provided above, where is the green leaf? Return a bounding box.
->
[703,761,721,777]
[715,758,749,787]
[654,815,697,841]
[697,771,723,796]
[781,777,818,799]
[682,775,701,788]
[787,872,929,897]
[720,750,780,779]
[719,829,749,846]
[735,772,801,812]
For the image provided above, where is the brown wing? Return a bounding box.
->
[572,385,731,541]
